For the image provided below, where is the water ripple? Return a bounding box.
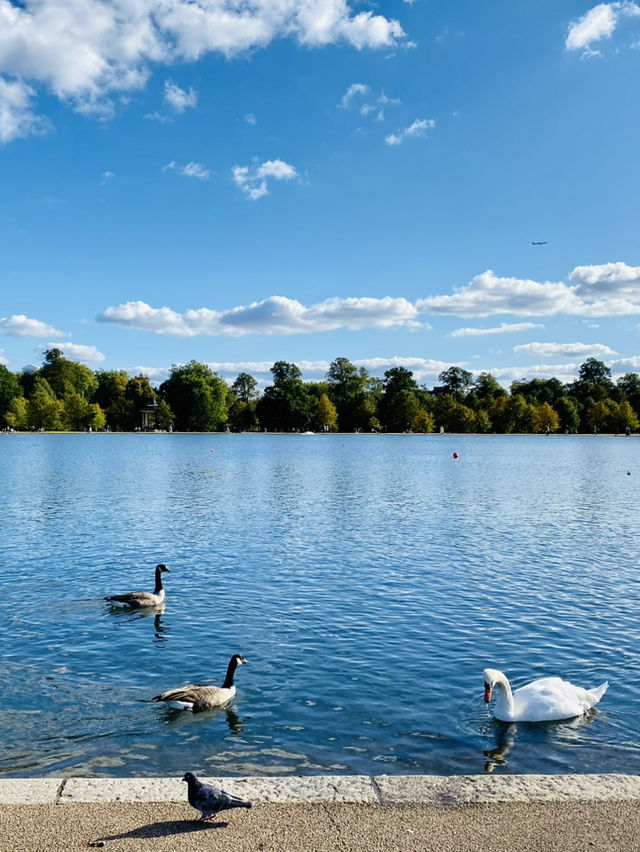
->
[0,433,638,776]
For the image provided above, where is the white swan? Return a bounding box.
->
[483,668,608,722]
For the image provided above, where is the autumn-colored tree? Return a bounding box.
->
[533,402,560,433]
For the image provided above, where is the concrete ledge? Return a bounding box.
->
[0,774,639,806]
[59,775,377,804]
[374,773,640,805]
[0,779,62,804]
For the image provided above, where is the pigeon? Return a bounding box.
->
[182,772,254,822]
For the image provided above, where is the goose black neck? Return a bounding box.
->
[222,657,239,689]
[153,567,164,594]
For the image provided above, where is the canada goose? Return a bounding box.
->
[152,654,248,712]
[483,667,609,722]
[105,563,170,609]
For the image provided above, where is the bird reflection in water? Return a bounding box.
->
[153,613,168,643]
[159,703,246,734]
[107,604,169,644]
[483,710,600,773]
[224,706,245,734]
[483,722,517,773]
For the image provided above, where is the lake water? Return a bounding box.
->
[1,432,639,778]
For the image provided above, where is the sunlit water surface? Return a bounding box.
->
[1,433,639,778]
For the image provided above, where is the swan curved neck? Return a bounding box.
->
[222,658,238,689]
[493,673,514,716]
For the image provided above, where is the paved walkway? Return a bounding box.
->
[1,774,639,851]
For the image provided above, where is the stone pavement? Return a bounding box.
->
[1,774,639,851]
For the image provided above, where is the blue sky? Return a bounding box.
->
[1,0,639,389]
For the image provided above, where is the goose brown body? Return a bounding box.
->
[105,563,170,609]
[153,654,248,712]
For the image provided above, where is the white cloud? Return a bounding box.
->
[418,264,640,318]
[232,158,298,200]
[98,294,423,336]
[355,356,450,384]
[53,341,106,364]
[245,112,257,125]
[569,261,640,294]
[485,363,586,386]
[339,82,370,108]
[451,322,544,338]
[566,2,640,53]
[418,270,578,317]
[339,83,400,123]
[385,117,434,145]
[0,77,49,143]
[101,170,115,182]
[163,78,197,112]
[182,161,210,179]
[0,314,65,337]
[0,348,8,366]
[0,1,405,135]
[163,159,211,179]
[133,353,640,393]
[513,342,617,359]
[133,355,450,388]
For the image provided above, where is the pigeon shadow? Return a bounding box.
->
[99,818,228,841]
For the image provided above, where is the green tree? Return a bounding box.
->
[4,395,28,430]
[511,377,566,408]
[469,372,505,412]
[555,397,580,433]
[314,393,338,432]
[612,400,639,433]
[160,361,229,431]
[378,367,418,431]
[106,398,137,431]
[473,409,492,433]
[326,357,374,432]
[227,398,259,432]
[568,358,615,404]
[87,403,107,431]
[40,348,98,400]
[94,370,129,410]
[126,375,157,406]
[257,361,312,431]
[27,377,65,430]
[412,408,435,433]
[434,394,476,432]
[232,372,259,403]
[487,396,510,433]
[439,366,473,398]
[586,399,615,432]
[617,373,640,418]
[0,365,22,421]
[64,391,93,430]
[154,399,174,431]
[533,402,560,433]
[506,394,535,433]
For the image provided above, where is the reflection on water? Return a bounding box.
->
[107,605,169,643]
[159,704,245,735]
[1,434,639,777]
[484,723,517,773]
[483,710,603,773]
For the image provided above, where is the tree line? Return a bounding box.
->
[1,349,639,434]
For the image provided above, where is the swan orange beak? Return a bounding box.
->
[484,682,493,703]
